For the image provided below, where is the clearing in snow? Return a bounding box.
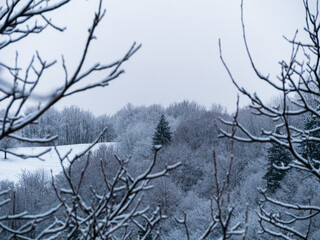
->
[0,142,116,182]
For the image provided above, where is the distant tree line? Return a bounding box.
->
[19,106,116,146]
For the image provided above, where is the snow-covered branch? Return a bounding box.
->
[219,0,320,238]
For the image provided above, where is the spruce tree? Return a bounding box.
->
[152,114,172,149]
[263,142,292,193]
[300,115,320,168]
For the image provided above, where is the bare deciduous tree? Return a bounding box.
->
[0,0,140,147]
[0,0,183,239]
[220,0,320,238]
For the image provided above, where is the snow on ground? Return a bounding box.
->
[0,142,116,182]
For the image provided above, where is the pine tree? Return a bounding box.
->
[152,114,172,149]
[263,142,292,193]
[300,115,320,168]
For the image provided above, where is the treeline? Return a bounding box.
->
[19,106,116,146]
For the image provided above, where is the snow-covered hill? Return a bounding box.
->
[0,142,116,182]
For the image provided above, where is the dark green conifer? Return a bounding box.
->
[300,115,320,168]
[263,141,292,193]
[152,114,172,149]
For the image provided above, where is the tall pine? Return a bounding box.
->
[152,114,172,149]
[263,142,292,193]
[299,115,320,168]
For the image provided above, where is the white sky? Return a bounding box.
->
[1,0,306,116]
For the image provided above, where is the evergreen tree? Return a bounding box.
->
[300,115,320,168]
[263,142,292,193]
[152,114,172,149]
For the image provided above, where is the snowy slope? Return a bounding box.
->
[0,142,116,182]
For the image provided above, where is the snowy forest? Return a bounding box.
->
[1,99,320,239]
[0,0,320,239]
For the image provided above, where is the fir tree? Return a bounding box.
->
[152,114,172,149]
[263,142,292,193]
[300,115,320,168]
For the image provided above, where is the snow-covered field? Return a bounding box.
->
[0,142,116,182]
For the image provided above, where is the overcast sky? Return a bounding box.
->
[2,0,305,116]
